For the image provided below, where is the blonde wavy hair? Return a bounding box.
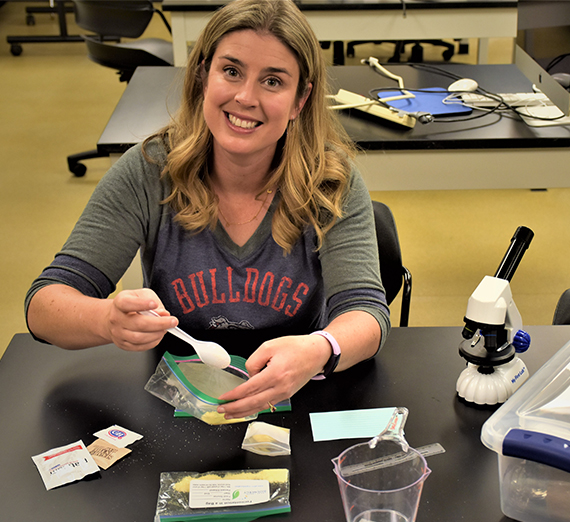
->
[145,0,355,253]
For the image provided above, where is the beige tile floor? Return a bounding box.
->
[1,2,570,358]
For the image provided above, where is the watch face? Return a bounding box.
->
[322,350,340,378]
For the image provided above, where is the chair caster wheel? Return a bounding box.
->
[442,49,454,61]
[10,44,23,56]
[70,163,87,177]
[26,14,35,25]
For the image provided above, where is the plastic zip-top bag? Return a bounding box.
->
[144,352,258,425]
[242,422,291,457]
[154,468,290,521]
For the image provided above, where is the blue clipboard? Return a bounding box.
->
[378,88,472,116]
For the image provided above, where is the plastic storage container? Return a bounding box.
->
[481,339,570,522]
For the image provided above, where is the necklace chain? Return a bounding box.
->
[218,189,273,226]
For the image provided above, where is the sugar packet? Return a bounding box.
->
[87,439,132,470]
[93,425,143,448]
[32,440,99,490]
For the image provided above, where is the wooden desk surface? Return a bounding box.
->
[2,326,570,521]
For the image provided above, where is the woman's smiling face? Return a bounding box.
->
[202,29,310,164]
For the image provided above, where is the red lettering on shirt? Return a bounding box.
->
[171,268,309,319]
[285,282,309,317]
[227,267,240,302]
[258,271,274,307]
[189,271,209,308]
[210,268,226,304]
[244,268,259,303]
[172,278,196,313]
[271,277,292,311]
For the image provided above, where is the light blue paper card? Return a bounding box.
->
[309,407,397,442]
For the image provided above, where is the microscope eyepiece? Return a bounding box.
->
[494,226,534,282]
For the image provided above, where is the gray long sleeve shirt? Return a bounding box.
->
[26,139,390,356]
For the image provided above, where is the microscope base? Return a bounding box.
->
[457,357,529,405]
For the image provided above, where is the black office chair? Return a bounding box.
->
[553,289,570,325]
[372,200,412,327]
[347,40,455,63]
[67,0,174,177]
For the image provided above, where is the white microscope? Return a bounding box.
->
[457,226,534,405]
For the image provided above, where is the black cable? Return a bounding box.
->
[367,87,504,123]
[377,63,568,123]
[469,94,566,122]
[409,62,467,82]
[545,53,570,72]
[510,105,566,122]
[410,63,515,98]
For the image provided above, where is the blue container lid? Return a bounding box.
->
[482,339,570,471]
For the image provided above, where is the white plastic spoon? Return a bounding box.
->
[139,309,231,369]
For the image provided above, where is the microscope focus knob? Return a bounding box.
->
[513,330,531,353]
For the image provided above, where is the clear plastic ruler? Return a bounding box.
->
[340,442,445,477]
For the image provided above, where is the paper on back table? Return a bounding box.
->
[309,407,397,442]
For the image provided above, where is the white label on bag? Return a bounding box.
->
[189,479,270,508]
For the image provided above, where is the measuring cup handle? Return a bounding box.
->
[369,407,410,450]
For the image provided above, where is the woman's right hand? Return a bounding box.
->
[27,284,178,351]
[104,289,178,352]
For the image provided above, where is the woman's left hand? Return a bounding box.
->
[216,334,332,419]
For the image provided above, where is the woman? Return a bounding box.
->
[25,0,390,420]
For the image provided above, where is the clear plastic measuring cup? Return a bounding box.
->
[332,408,431,522]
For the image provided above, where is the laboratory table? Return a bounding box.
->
[162,0,518,66]
[1,325,570,521]
[97,64,570,190]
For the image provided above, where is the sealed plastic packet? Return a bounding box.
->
[145,352,258,425]
[242,422,291,457]
[155,468,290,521]
[31,440,99,490]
